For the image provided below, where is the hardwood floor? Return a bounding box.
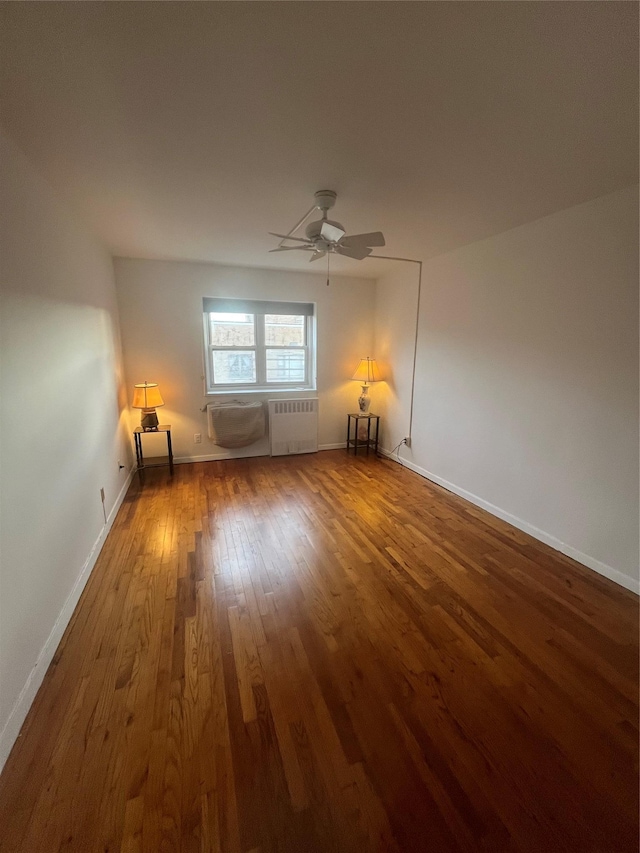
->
[0,451,637,852]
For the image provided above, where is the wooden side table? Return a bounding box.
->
[134,425,174,475]
[346,413,380,455]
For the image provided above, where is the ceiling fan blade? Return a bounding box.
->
[268,232,311,243]
[335,244,372,261]
[320,221,346,242]
[340,231,386,248]
[269,246,312,253]
[309,251,326,262]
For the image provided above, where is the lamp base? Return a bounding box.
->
[141,409,159,431]
[357,384,371,414]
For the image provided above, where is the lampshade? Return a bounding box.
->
[132,382,164,409]
[351,357,381,384]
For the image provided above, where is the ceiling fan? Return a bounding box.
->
[268,190,385,263]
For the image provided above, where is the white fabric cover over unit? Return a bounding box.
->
[207,401,265,448]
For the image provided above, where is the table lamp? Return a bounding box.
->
[132,381,164,431]
[351,357,380,413]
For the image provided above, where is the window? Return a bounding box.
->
[203,298,315,393]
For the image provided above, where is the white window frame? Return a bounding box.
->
[203,298,316,394]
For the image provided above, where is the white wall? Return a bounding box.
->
[374,262,420,451]
[0,130,132,770]
[375,186,639,591]
[114,258,376,460]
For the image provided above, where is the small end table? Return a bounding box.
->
[346,413,380,455]
[134,425,174,475]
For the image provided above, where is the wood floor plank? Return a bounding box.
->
[0,451,637,852]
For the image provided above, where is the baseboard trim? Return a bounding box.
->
[174,449,268,463]
[174,444,346,464]
[0,467,136,773]
[379,448,639,595]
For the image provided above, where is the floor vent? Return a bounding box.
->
[269,398,319,456]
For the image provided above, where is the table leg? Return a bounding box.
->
[167,430,174,475]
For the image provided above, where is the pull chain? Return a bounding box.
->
[326,250,330,286]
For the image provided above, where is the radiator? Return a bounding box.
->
[268,398,319,456]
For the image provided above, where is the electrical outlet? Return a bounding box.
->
[404,437,411,448]
[194,433,202,444]
[100,487,105,502]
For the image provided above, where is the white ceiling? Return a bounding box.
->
[1,2,637,278]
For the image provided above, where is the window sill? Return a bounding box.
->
[205,386,317,396]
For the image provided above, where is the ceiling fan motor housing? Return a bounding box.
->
[305,218,344,242]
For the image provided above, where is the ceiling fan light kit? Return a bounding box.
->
[268,190,385,282]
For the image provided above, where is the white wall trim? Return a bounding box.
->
[174,450,267,464]
[379,448,639,595]
[0,467,136,773]
[174,444,346,464]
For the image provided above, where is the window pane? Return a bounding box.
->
[213,351,256,384]
[210,313,255,346]
[265,314,305,347]
[266,348,306,383]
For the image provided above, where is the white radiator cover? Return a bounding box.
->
[268,398,319,456]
